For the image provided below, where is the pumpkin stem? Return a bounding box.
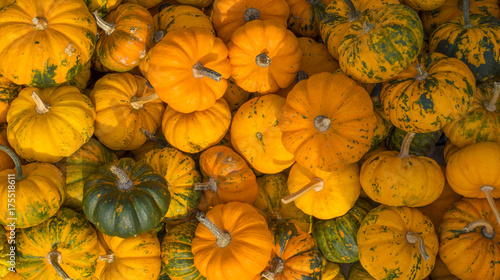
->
[154,30,165,43]
[31,91,50,114]
[99,250,115,263]
[130,93,159,110]
[194,177,218,192]
[296,71,309,83]
[480,185,500,227]
[398,132,416,159]
[46,251,73,280]
[110,165,134,191]
[270,210,283,224]
[314,115,331,132]
[256,53,272,68]
[244,7,260,22]
[462,0,473,29]
[192,62,223,82]
[484,82,500,112]
[281,177,324,204]
[414,63,429,81]
[405,231,430,261]
[362,21,375,35]
[0,145,26,180]
[93,10,115,35]
[141,128,170,148]
[463,219,496,239]
[32,17,48,30]
[195,210,231,248]
[262,257,285,280]
[343,0,361,22]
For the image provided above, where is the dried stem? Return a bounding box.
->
[463,219,495,239]
[192,62,222,82]
[256,53,272,68]
[46,251,73,280]
[194,177,218,192]
[262,257,285,280]
[32,17,48,30]
[398,133,416,159]
[130,93,159,110]
[480,185,500,227]
[99,250,115,263]
[110,165,134,191]
[314,115,331,132]
[0,145,25,180]
[343,0,361,22]
[93,10,115,35]
[414,63,429,81]
[31,91,50,114]
[462,0,473,29]
[406,231,429,261]
[195,211,231,248]
[244,7,260,22]
[484,82,499,112]
[281,177,323,204]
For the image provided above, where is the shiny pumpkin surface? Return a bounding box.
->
[7,86,96,163]
[357,205,438,280]
[153,4,214,41]
[279,72,376,172]
[16,208,99,280]
[231,94,295,174]
[0,75,22,124]
[228,20,302,94]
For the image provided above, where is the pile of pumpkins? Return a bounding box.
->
[0,0,499,279]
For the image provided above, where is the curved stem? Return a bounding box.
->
[398,133,415,159]
[343,0,361,22]
[484,82,499,112]
[270,210,283,224]
[194,177,218,192]
[295,71,309,83]
[110,165,134,191]
[281,178,323,204]
[256,53,272,68]
[314,115,331,132]
[0,145,25,180]
[99,250,115,263]
[141,128,169,148]
[130,93,159,110]
[406,231,429,261]
[480,185,500,227]
[154,30,165,43]
[192,62,222,82]
[462,0,473,29]
[31,91,50,114]
[414,63,429,81]
[262,257,285,280]
[32,17,48,30]
[93,10,115,35]
[362,21,375,34]
[46,251,73,280]
[463,219,495,239]
[195,211,231,248]
[244,7,260,22]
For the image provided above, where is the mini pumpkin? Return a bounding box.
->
[85,0,122,16]
[0,75,22,124]
[286,0,332,38]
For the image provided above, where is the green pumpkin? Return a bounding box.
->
[56,138,118,211]
[83,157,170,238]
[387,128,443,156]
[161,222,206,280]
[348,261,376,280]
[312,199,373,263]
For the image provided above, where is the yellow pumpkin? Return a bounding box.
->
[0,75,22,124]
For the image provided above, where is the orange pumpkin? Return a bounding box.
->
[0,75,22,124]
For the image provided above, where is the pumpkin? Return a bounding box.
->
[228,20,302,94]
[55,138,118,211]
[141,27,231,114]
[16,208,99,280]
[381,52,475,133]
[284,162,361,220]
[83,157,171,238]
[253,173,313,233]
[286,0,332,38]
[2,272,24,280]
[192,202,273,280]
[95,230,161,280]
[443,139,461,163]
[141,147,202,220]
[279,72,377,172]
[195,145,259,206]
[387,127,443,156]
[357,205,439,280]
[7,86,95,163]
[0,225,10,278]
[348,261,375,280]
[439,198,500,279]
[0,125,14,172]
[430,255,459,280]
[161,222,206,280]
[130,129,168,161]
[321,259,346,280]
[212,0,290,43]
[312,198,373,263]
[402,0,445,11]
[62,61,91,92]
[176,0,213,8]
[443,81,500,148]
[429,0,500,82]
[90,73,164,151]
[0,0,97,87]
[162,98,232,154]
[367,104,392,152]
[256,222,323,280]
[85,0,123,16]
[123,0,163,8]
[0,75,22,124]
[222,77,251,112]
[231,94,295,174]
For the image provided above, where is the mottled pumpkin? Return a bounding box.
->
[0,126,13,172]
[84,0,122,16]
[387,127,443,156]
[222,77,251,112]
[348,261,375,280]
[286,0,332,38]
[0,75,22,124]
[402,0,445,11]
[62,61,91,91]
[321,260,346,280]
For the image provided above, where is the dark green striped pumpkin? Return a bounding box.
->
[312,199,373,263]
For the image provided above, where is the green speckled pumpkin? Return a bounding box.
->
[83,157,171,238]
[348,261,375,279]
[402,0,445,11]
[287,0,332,38]
[84,0,122,16]
[0,75,22,124]
[321,259,346,279]
[312,199,373,263]
[387,127,443,156]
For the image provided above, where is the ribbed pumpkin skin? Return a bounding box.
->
[0,75,22,124]
[223,77,251,112]
[84,0,122,16]
[0,127,14,172]
[313,199,373,263]
[430,256,458,280]
[123,0,163,8]
[16,208,99,280]
[161,222,206,280]
[402,0,445,11]
[7,86,96,163]
[176,0,213,8]
[141,147,202,220]
[387,128,443,156]
[439,198,500,280]
[443,79,500,148]
[153,4,215,41]
[357,205,438,280]
[337,4,423,83]
[286,0,332,38]
[348,261,375,280]
[381,53,476,133]
[56,138,118,211]
[0,0,96,87]
[321,261,346,280]
[83,158,171,238]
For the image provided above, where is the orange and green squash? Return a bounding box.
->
[0,125,14,172]
[84,0,122,16]
[0,75,22,124]
[387,127,443,156]
[348,261,375,280]
[402,0,445,11]
[222,77,251,112]
[321,260,346,280]
[286,0,332,38]
[122,0,164,8]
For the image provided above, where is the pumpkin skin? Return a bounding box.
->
[16,208,99,280]
[402,0,445,11]
[0,75,22,124]
[141,147,202,220]
[313,199,373,263]
[7,86,96,163]
[0,125,14,172]
[83,158,171,238]
[321,260,346,280]
[212,0,290,43]
[141,27,231,114]
[84,0,122,16]
[279,72,377,172]
[348,261,375,280]
[443,139,461,163]
[430,256,459,280]
[286,0,332,38]
[62,61,91,91]
[162,98,232,154]
[439,198,500,280]
[381,52,476,133]
[357,205,438,280]
[231,94,295,174]
[0,0,97,87]
[222,77,251,112]
[176,0,213,8]
[95,230,161,280]
[2,272,24,280]
[90,73,164,151]
[123,0,163,8]
[192,202,274,280]
[228,20,302,94]
[387,127,443,156]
